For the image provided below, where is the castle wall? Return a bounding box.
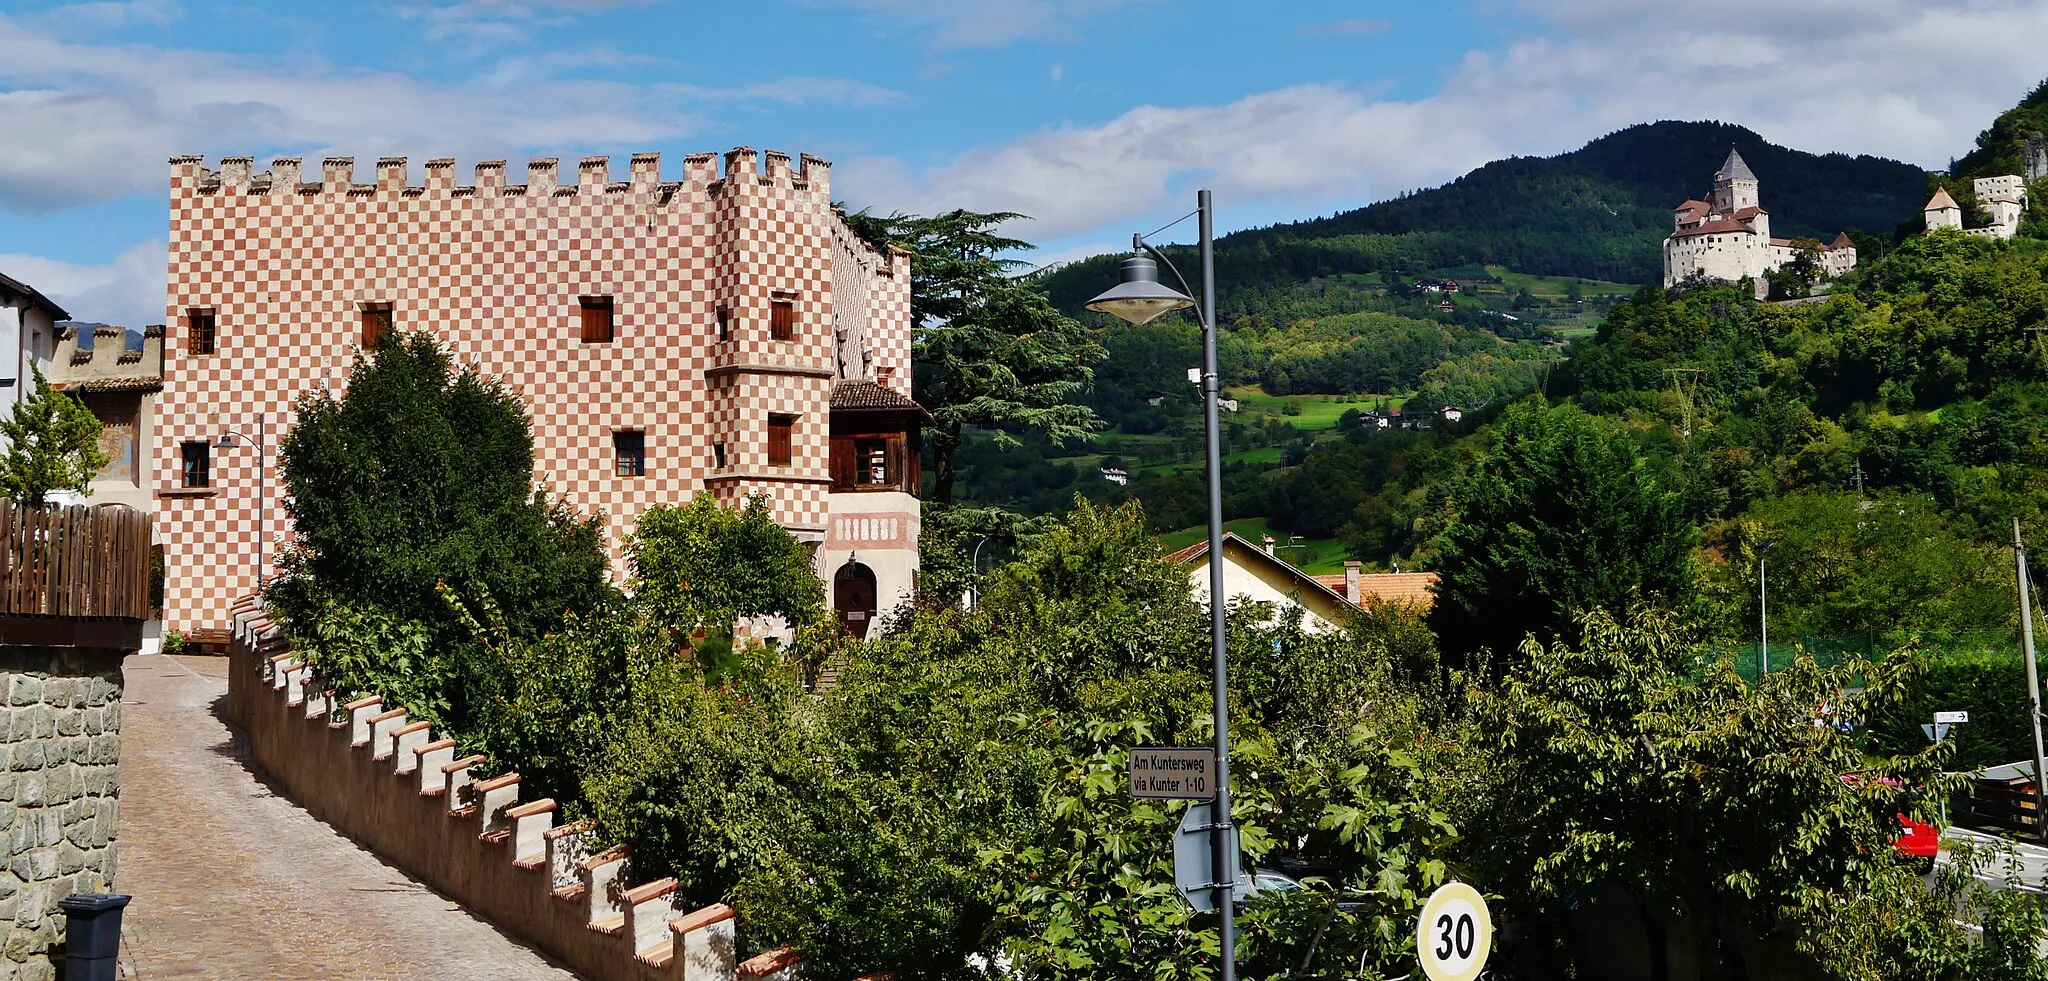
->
[160,151,911,632]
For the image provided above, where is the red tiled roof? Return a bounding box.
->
[1830,232,1855,250]
[1669,218,1754,239]
[1313,572,1439,609]
[1163,540,1207,564]
[1769,237,1796,248]
[1729,207,1767,220]
[1672,199,1711,214]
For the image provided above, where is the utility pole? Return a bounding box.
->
[1759,556,1769,678]
[2015,519,2048,842]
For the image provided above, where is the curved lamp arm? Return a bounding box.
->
[1136,236,1208,331]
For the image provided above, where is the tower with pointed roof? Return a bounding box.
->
[1710,148,1761,214]
[1922,175,2030,240]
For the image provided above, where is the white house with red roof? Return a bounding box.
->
[1663,149,1858,294]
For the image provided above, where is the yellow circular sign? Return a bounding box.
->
[1416,881,1493,981]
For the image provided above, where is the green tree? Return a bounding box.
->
[1427,399,1696,662]
[1469,610,2042,981]
[883,210,1105,503]
[0,365,109,506]
[268,332,613,729]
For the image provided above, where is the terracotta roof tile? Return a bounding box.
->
[1669,218,1755,239]
[1312,572,1439,609]
[829,379,926,415]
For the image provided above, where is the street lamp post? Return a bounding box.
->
[217,413,268,591]
[1086,189,1237,980]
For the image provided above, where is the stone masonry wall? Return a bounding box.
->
[0,646,125,981]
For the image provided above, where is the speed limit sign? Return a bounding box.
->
[1416,881,1493,981]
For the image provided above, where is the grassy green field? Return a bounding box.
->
[1478,266,1638,299]
[1225,387,1407,432]
[1159,516,1350,575]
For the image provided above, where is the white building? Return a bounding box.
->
[1925,175,2032,240]
[0,272,66,417]
[1663,150,1857,294]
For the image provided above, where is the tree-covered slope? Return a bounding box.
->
[1040,120,1928,309]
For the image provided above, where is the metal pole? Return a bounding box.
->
[1197,188,1236,981]
[257,412,266,591]
[2014,518,2047,842]
[1759,557,1768,678]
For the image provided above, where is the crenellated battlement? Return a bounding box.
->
[170,148,833,200]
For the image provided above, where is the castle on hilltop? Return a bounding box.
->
[1923,174,2031,239]
[1663,149,1857,293]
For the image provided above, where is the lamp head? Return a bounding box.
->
[1086,254,1194,326]
[216,433,234,448]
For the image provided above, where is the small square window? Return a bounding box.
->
[613,430,645,476]
[187,310,216,356]
[580,296,615,343]
[769,300,794,341]
[712,442,727,469]
[360,303,392,349]
[767,414,795,467]
[180,441,210,488]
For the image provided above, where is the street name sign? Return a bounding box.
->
[1129,747,1216,799]
[1417,882,1493,981]
[1935,711,1971,724]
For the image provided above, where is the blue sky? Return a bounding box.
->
[4,0,2046,326]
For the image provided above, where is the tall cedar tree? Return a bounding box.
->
[1427,399,1695,662]
[271,332,611,640]
[0,365,110,507]
[858,209,1103,503]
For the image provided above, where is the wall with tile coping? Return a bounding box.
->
[225,599,805,981]
[0,645,125,981]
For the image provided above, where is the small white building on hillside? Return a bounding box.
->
[1924,175,2031,240]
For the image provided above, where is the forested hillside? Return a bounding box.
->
[1038,120,1928,309]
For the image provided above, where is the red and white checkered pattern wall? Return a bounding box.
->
[159,149,911,632]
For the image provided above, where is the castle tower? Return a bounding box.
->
[1710,148,1760,214]
[1924,187,1964,231]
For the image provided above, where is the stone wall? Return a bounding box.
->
[227,602,803,981]
[0,645,125,981]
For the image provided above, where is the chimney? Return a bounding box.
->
[875,365,894,390]
[1344,561,1362,605]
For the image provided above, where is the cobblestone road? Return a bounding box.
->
[115,653,581,980]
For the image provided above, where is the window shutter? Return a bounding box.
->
[768,415,794,466]
[830,437,856,489]
[580,297,614,343]
[770,300,794,341]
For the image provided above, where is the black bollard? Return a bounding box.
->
[57,894,130,981]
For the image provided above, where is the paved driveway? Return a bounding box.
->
[115,653,581,980]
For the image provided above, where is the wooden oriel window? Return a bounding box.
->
[360,303,392,349]
[769,299,794,341]
[180,441,210,488]
[831,433,909,492]
[613,430,645,476]
[580,296,615,343]
[767,414,796,466]
[186,310,216,355]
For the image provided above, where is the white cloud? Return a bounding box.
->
[0,239,167,328]
[809,0,1149,49]
[836,0,2048,239]
[0,13,900,214]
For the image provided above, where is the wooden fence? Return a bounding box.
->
[1957,774,2042,837]
[0,501,152,620]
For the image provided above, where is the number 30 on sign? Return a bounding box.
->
[1416,881,1493,981]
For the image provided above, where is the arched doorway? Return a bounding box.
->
[834,562,878,639]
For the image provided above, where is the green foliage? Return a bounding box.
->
[0,365,109,506]
[630,495,827,657]
[1868,643,2039,770]
[1702,490,2012,640]
[1466,611,2016,980]
[865,209,1104,503]
[267,331,613,729]
[1429,400,1697,661]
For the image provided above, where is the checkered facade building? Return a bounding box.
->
[160,148,915,632]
